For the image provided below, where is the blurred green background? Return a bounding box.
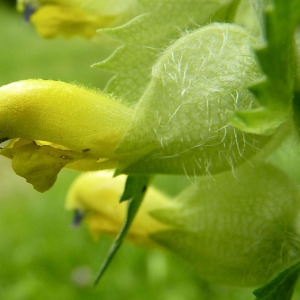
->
[0,1,298,299]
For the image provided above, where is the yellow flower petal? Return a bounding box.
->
[1,139,85,192]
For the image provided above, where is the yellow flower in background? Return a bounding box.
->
[17,0,141,39]
[29,5,115,39]
[66,171,172,247]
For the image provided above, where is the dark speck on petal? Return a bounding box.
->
[72,209,85,227]
[24,3,37,22]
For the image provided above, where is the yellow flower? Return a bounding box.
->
[0,79,133,191]
[29,5,115,39]
[66,171,172,247]
[17,0,141,39]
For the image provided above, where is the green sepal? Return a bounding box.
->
[253,262,300,300]
[115,23,270,176]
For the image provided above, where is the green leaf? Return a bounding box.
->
[94,174,152,285]
[231,0,300,134]
[253,262,300,300]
